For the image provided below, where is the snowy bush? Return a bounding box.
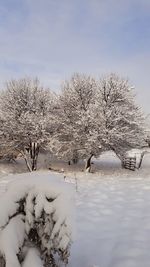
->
[0,173,74,267]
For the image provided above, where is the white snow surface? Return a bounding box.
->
[1,152,150,266]
[68,152,150,267]
[0,215,25,267]
[22,248,43,267]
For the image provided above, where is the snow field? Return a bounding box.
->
[0,152,150,266]
[67,153,150,267]
[68,174,150,267]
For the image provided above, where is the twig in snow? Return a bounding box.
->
[74,173,78,192]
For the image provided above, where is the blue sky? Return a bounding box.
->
[0,0,150,113]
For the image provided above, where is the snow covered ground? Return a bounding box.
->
[1,152,150,267]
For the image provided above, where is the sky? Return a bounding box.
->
[0,0,150,113]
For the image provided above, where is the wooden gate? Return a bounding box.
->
[123,156,136,171]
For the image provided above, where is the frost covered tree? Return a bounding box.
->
[144,115,150,146]
[0,174,74,267]
[95,73,146,164]
[50,73,102,171]
[0,78,56,171]
[0,73,146,171]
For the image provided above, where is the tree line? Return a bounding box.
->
[0,73,147,171]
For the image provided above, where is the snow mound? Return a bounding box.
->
[0,172,75,266]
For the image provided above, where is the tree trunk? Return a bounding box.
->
[32,159,36,171]
[32,157,38,171]
[30,142,39,171]
[138,152,145,169]
[85,154,93,172]
[121,158,126,169]
[0,256,5,267]
[72,150,78,164]
[20,150,32,172]
[72,158,78,164]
